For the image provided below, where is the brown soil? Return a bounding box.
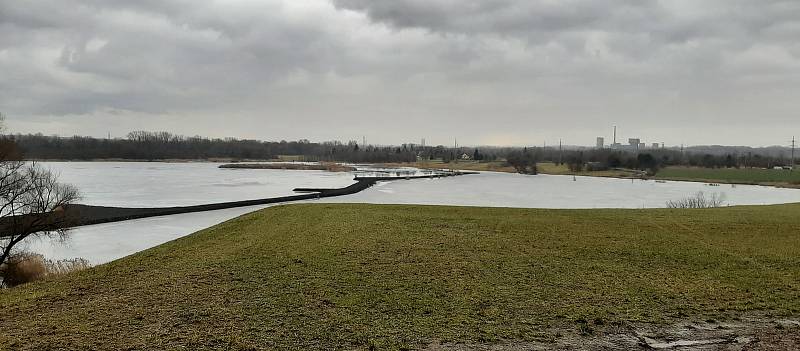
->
[425,317,800,350]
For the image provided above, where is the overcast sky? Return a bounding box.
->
[1,0,798,146]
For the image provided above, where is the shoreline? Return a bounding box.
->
[27,158,279,163]
[0,171,476,233]
[384,161,800,190]
[219,163,356,172]
[27,159,800,189]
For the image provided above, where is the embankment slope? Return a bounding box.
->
[2,203,800,349]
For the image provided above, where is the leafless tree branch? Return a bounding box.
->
[0,140,80,274]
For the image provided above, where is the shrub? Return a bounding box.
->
[0,252,47,287]
[321,162,356,172]
[1,252,90,288]
[506,150,538,175]
[666,192,725,209]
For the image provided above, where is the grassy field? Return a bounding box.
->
[2,203,800,349]
[535,162,638,178]
[657,166,800,186]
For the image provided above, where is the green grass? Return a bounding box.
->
[385,161,637,178]
[658,166,800,186]
[536,162,638,177]
[2,203,800,349]
[382,160,519,173]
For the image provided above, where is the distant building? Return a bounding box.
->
[460,153,471,160]
[596,137,604,149]
[607,135,659,152]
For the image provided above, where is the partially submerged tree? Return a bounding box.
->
[566,152,585,172]
[0,114,80,276]
[637,153,660,175]
[665,192,725,209]
[506,149,538,175]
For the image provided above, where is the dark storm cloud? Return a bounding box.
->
[332,0,800,42]
[1,0,799,145]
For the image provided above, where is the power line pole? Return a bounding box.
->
[558,139,563,166]
[792,136,796,172]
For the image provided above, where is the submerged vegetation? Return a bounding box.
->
[665,191,726,209]
[2,203,800,349]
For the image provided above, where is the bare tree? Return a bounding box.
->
[0,114,81,272]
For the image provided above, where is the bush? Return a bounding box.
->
[0,252,46,287]
[506,150,538,175]
[666,192,725,209]
[1,252,90,288]
[47,258,90,276]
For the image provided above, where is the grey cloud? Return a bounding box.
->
[1,0,799,146]
[1,1,351,116]
[332,0,799,41]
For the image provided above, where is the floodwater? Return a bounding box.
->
[322,171,800,208]
[21,162,800,264]
[42,162,356,207]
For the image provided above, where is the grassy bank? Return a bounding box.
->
[657,166,800,188]
[2,203,800,349]
[392,161,800,188]
[535,162,640,178]
[381,160,518,173]
[381,161,637,178]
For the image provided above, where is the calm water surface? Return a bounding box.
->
[24,162,800,264]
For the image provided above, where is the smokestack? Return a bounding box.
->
[613,126,617,145]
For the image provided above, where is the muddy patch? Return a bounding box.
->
[425,317,800,350]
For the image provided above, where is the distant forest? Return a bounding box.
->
[4,131,421,163]
[2,131,793,171]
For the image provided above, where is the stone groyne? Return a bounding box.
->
[1,171,477,234]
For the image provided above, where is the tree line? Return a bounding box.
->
[1,132,792,172]
[3,132,421,163]
[504,146,792,175]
